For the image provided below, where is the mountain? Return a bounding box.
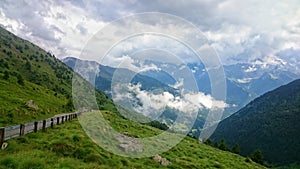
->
[0,27,266,168]
[224,62,298,96]
[0,26,115,127]
[62,57,177,96]
[210,79,300,165]
[131,61,299,119]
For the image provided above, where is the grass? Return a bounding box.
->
[0,75,70,127]
[0,110,266,169]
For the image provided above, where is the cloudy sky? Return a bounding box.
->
[1,0,300,65]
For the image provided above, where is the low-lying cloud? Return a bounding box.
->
[113,83,227,120]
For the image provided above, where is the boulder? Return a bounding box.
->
[116,132,143,152]
[153,154,170,166]
[25,100,39,110]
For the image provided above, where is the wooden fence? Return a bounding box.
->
[0,112,82,148]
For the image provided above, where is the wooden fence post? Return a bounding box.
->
[0,127,5,147]
[42,120,46,132]
[20,124,25,136]
[75,113,77,118]
[57,117,60,125]
[62,116,64,124]
[51,118,54,128]
[34,122,38,132]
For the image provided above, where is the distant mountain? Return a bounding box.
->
[210,79,300,165]
[63,57,178,96]
[224,62,298,96]
[136,61,299,119]
[0,26,115,126]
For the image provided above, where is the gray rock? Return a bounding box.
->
[116,132,143,152]
[153,154,170,166]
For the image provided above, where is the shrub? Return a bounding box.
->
[218,139,228,151]
[250,149,264,165]
[3,71,9,80]
[231,143,240,154]
[17,74,24,85]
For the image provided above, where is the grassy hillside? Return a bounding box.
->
[0,110,265,169]
[210,79,300,166]
[0,26,116,127]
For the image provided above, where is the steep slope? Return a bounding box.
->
[210,79,300,165]
[0,26,115,126]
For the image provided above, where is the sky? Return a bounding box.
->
[1,0,300,66]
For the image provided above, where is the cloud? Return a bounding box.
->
[0,0,106,59]
[0,0,299,66]
[113,83,227,120]
[172,78,184,89]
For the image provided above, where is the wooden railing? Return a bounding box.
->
[0,112,82,147]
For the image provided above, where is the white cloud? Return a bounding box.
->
[113,83,227,119]
[0,0,299,66]
[236,78,253,84]
[244,65,257,73]
[172,78,184,89]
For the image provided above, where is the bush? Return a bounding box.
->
[231,143,240,154]
[146,120,169,131]
[203,139,212,146]
[250,149,264,165]
[17,74,24,85]
[218,139,228,151]
[3,71,9,80]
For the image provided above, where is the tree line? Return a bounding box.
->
[204,138,264,165]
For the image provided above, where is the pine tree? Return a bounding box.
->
[250,149,264,165]
[204,138,212,146]
[219,139,228,151]
[232,143,240,154]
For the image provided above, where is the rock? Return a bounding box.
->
[153,154,162,163]
[25,100,39,110]
[153,154,170,166]
[160,158,170,166]
[1,142,8,150]
[116,132,143,152]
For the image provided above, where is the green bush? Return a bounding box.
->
[250,149,264,165]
